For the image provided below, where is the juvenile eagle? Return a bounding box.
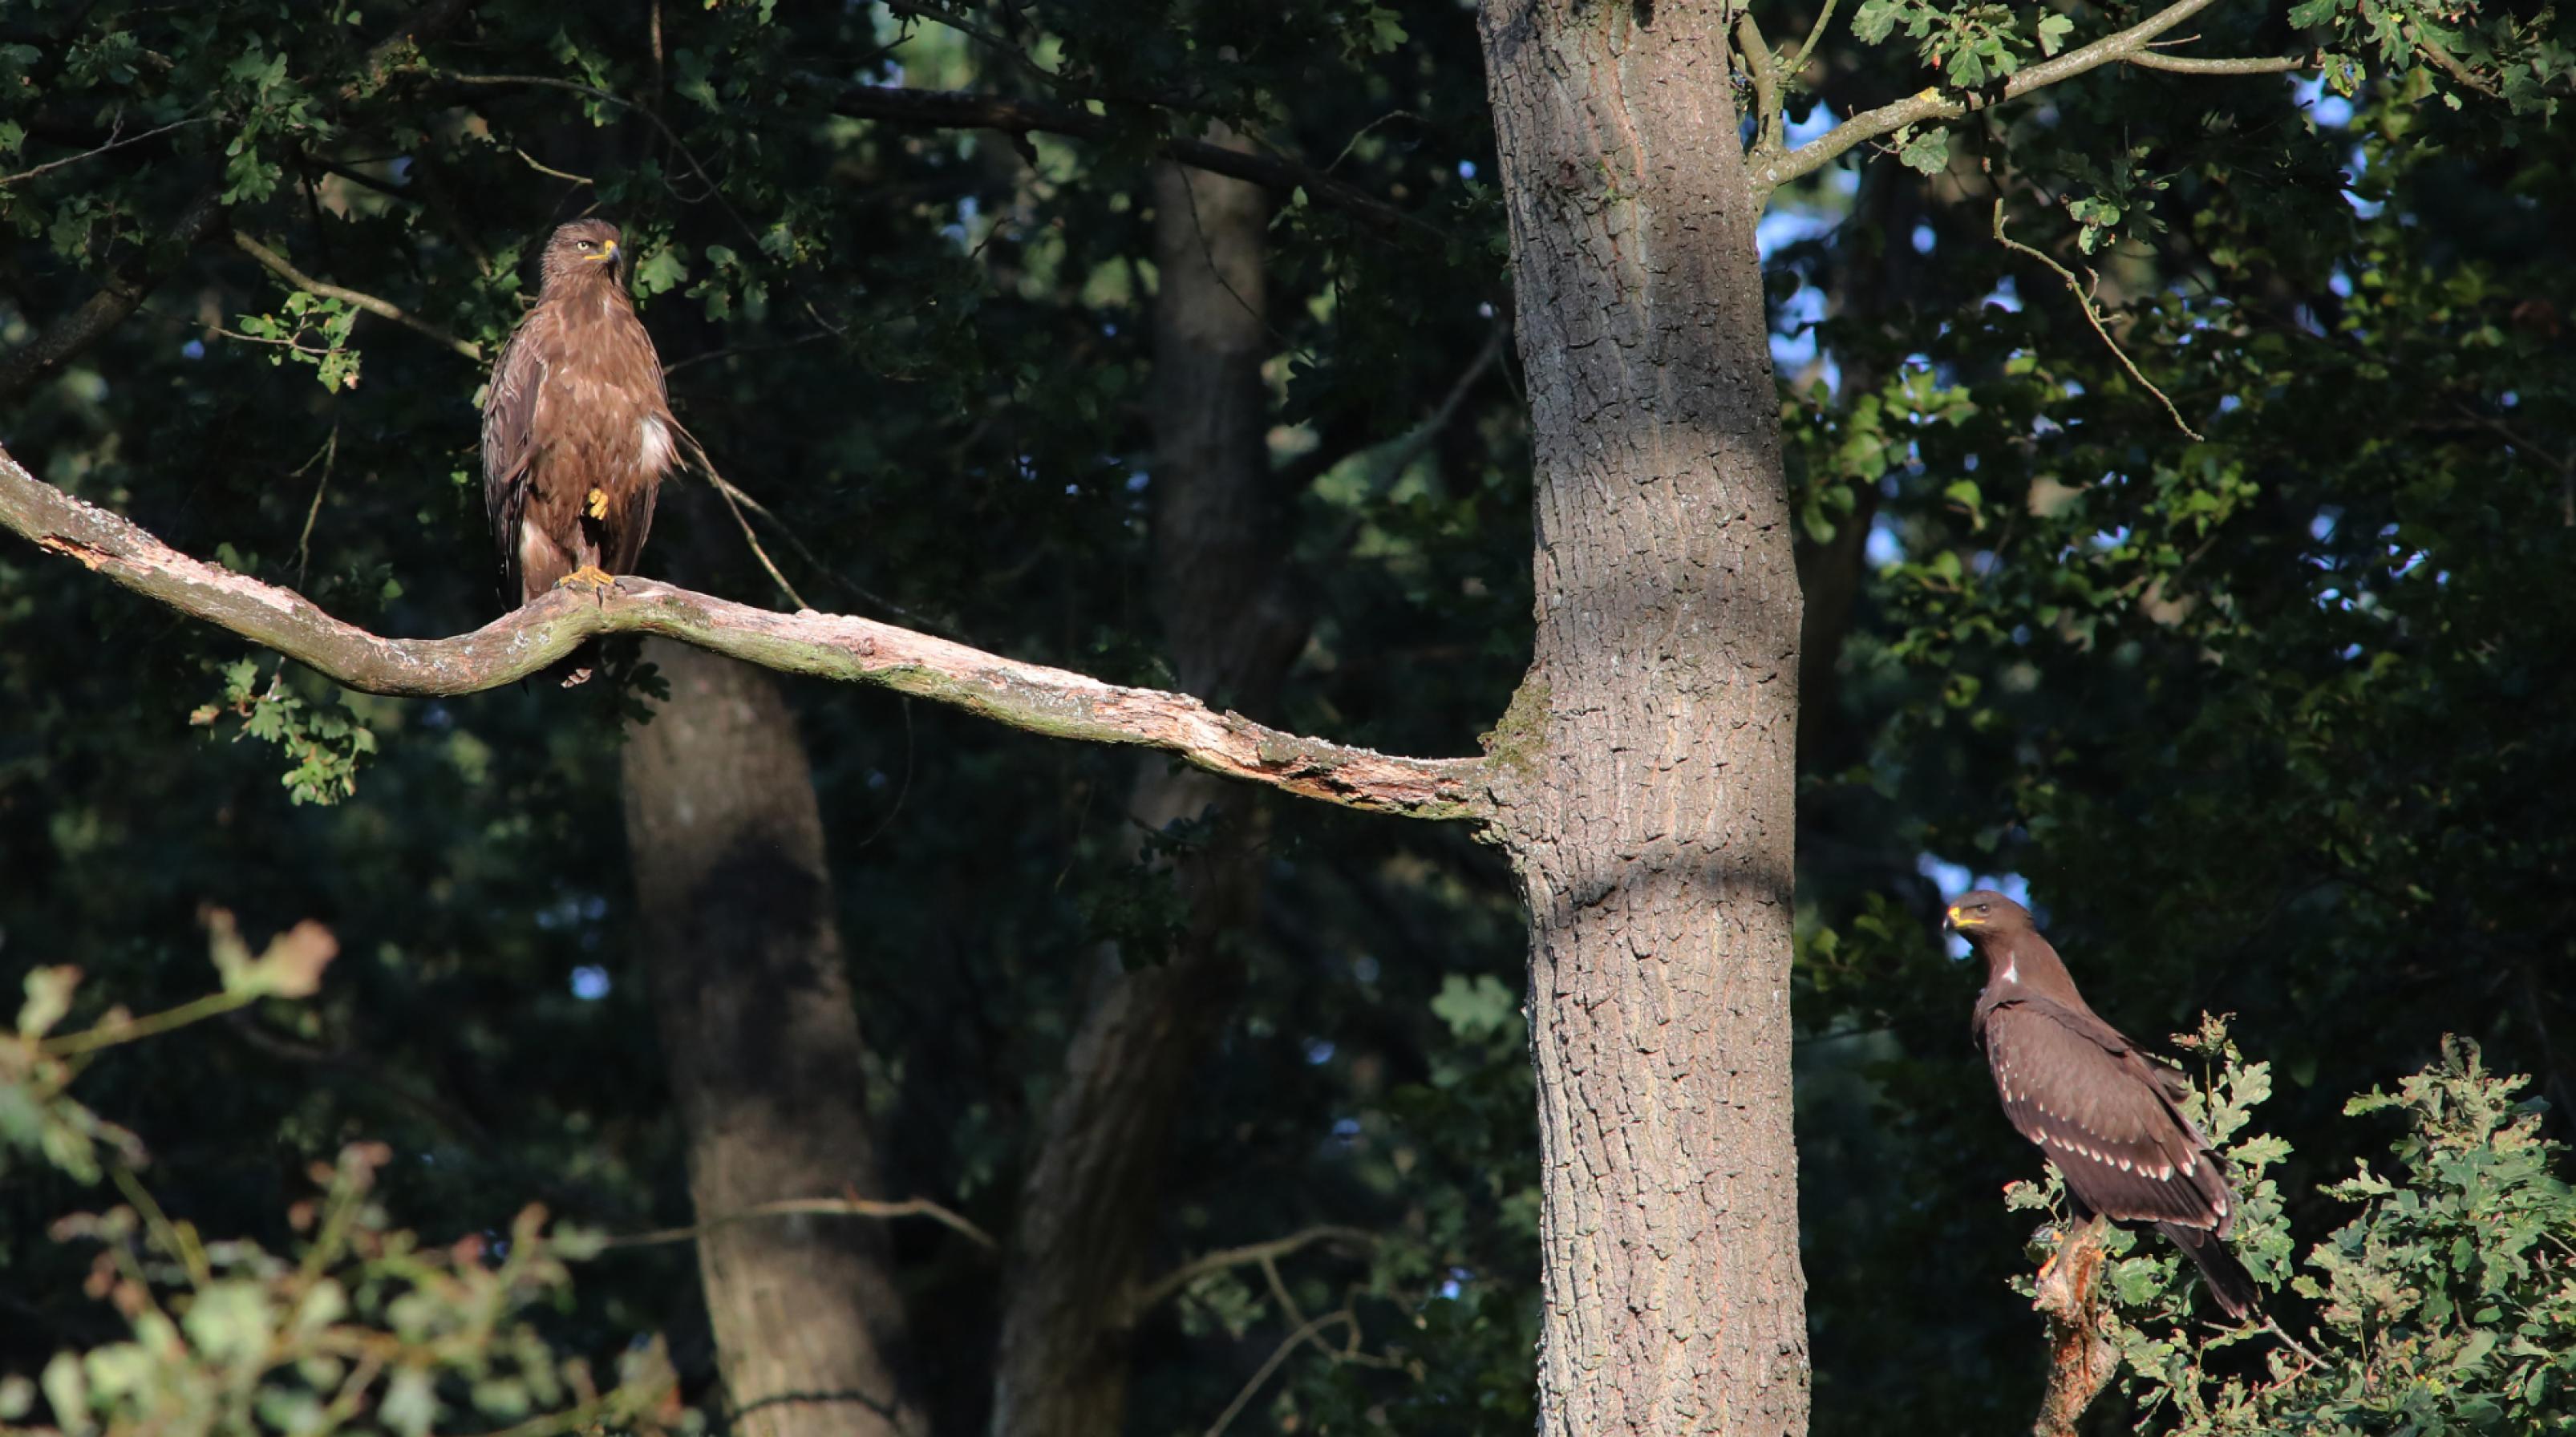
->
[1947,891,2259,1318]
[480,219,677,683]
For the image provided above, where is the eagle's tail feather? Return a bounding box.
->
[2157,1221,2258,1318]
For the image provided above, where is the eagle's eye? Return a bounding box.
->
[575,239,596,251]
[1973,903,1991,914]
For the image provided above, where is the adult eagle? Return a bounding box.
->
[1947,890,2259,1318]
[480,218,678,684]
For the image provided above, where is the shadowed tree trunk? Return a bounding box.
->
[622,639,926,1437]
[989,134,1302,1437]
[1476,4,1811,1435]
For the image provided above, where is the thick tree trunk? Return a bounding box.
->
[622,640,925,1437]
[1477,4,1810,1435]
[989,139,1300,1437]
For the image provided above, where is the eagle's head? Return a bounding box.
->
[1943,889,2035,940]
[538,219,626,291]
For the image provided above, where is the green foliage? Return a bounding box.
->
[3,0,2571,1431]
[2017,1029,2576,1435]
[188,660,379,806]
[1851,0,2067,88]
[0,932,683,1436]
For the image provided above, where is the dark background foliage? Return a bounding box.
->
[2,0,2568,1431]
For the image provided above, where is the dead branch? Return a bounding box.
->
[601,1196,999,1253]
[2031,1216,2118,1437]
[0,443,1492,821]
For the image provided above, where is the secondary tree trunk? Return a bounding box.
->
[622,640,926,1437]
[989,137,1301,1437]
[1477,4,1811,1435]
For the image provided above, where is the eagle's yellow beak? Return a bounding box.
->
[1944,903,1974,930]
[593,238,620,263]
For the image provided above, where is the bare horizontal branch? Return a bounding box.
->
[1136,1225,1379,1313]
[2123,51,2310,75]
[232,231,484,361]
[600,1196,1000,1252]
[0,444,1493,821]
[1762,0,2315,190]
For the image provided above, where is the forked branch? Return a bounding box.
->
[0,445,1492,821]
[1762,0,2313,191]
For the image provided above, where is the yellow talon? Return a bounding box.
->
[586,487,610,520]
[555,565,617,597]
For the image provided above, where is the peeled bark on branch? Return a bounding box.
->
[2031,1218,2118,1437]
[0,443,1486,820]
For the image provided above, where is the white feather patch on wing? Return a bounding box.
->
[640,415,677,474]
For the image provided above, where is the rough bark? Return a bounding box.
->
[1476,4,1810,1435]
[622,640,925,1437]
[2031,1217,2118,1437]
[990,138,1299,1437]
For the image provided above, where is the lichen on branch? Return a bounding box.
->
[0,443,1492,820]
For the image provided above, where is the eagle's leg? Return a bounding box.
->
[555,565,618,603]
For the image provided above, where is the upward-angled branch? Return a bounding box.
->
[0,444,1491,821]
[1761,0,2312,190]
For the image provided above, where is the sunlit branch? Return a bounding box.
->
[0,444,1493,821]
[2124,51,2310,75]
[1761,0,2316,191]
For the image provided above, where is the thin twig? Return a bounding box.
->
[1137,1225,1377,1311]
[291,415,341,592]
[1787,0,1844,85]
[43,989,263,1058]
[1203,1309,1356,1437]
[398,68,764,250]
[232,231,483,361]
[704,468,959,635]
[0,116,208,188]
[2262,1314,2326,1370]
[674,428,811,609]
[1992,201,2201,440]
[599,1195,998,1251]
[513,148,595,185]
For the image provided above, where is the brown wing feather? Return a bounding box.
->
[1983,1000,2234,1234]
[480,310,552,601]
